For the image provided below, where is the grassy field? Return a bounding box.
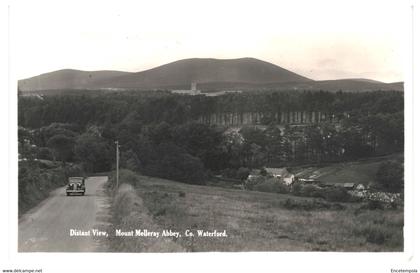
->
[110,170,403,252]
[291,153,404,185]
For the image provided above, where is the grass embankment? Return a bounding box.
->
[108,169,403,252]
[107,173,184,252]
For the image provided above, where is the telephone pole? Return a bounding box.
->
[115,140,120,189]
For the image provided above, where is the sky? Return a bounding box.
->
[12,0,408,82]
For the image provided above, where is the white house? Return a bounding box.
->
[283,173,295,185]
[265,168,295,185]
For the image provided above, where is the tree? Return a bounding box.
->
[74,134,111,173]
[376,161,404,192]
[120,149,141,172]
[150,142,206,184]
[18,127,36,160]
[264,124,286,163]
[46,134,75,162]
[36,147,54,160]
[171,122,227,170]
[240,126,266,148]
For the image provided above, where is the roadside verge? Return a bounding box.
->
[107,172,185,252]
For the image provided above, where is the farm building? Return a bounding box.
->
[298,178,320,184]
[265,168,296,185]
[335,182,356,189]
[356,184,366,190]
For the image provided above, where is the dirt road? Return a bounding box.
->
[18,176,111,252]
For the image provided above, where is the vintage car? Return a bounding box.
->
[66,177,86,196]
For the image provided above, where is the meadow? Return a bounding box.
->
[109,170,403,252]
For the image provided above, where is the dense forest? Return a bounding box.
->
[18,90,403,184]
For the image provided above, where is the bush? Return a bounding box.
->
[259,168,268,176]
[244,175,265,190]
[291,182,303,196]
[221,167,250,181]
[121,169,140,185]
[300,184,324,198]
[237,167,250,181]
[221,168,238,179]
[252,178,289,194]
[363,200,384,210]
[108,169,140,190]
[19,162,67,216]
[291,183,323,198]
[321,187,351,202]
[291,183,353,202]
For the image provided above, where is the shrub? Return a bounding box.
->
[221,167,250,181]
[300,184,324,198]
[244,175,265,190]
[363,200,384,210]
[321,187,351,202]
[108,169,140,189]
[221,168,238,179]
[259,168,268,176]
[18,162,67,216]
[291,184,353,202]
[121,169,141,185]
[291,183,303,196]
[237,167,250,181]
[291,183,323,198]
[252,178,289,194]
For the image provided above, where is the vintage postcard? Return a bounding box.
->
[2,0,418,272]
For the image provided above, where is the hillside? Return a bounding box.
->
[198,79,404,92]
[108,170,403,251]
[18,69,130,91]
[92,57,313,90]
[18,57,403,92]
[19,58,312,91]
[298,79,405,92]
[291,153,404,185]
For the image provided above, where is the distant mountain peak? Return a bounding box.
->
[18,58,403,93]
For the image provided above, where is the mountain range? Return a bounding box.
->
[18,58,403,93]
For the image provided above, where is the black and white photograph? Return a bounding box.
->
[1,0,419,272]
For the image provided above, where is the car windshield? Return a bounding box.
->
[68,178,84,184]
